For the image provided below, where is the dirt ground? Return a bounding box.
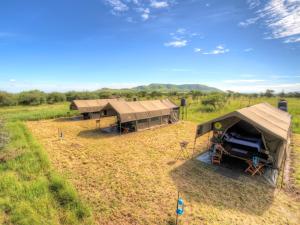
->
[27,118,300,225]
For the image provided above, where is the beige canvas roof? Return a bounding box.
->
[104,99,178,123]
[237,103,291,140]
[70,99,124,113]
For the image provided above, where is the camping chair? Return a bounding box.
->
[123,127,129,134]
[175,141,190,160]
[245,157,265,176]
[211,144,222,165]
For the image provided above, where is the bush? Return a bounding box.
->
[201,94,226,109]
[47,92,66,104]
[199,104,215,112]
[0,91,17,106]
[18,90,46,106]
[65,91,98,101]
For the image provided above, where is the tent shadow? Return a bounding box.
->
[77,128,117,139]
[169,159,275,216]
[53,116,82,122]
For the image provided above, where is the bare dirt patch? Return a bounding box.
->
[27,118,300,225]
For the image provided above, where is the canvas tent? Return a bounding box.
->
[195,103,291,185]
[70,99,124,119]
[100,99,179,132]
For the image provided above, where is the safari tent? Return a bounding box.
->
[70,99,124,119]
[195,103,292,185]
[99,99,180,133]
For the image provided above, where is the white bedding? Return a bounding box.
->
[224,136,261,151]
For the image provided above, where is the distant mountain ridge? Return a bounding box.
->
[132,83,222,92]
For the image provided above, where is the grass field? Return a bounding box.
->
[0,104,91,225]
[1,97,300,225]
[0,103,78,122]
[27,117,300,225]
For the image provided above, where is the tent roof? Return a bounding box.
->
[105,99,178,123]
[199,103,291,141]
[70,99,123,113]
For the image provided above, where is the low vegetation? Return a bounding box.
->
[0,95,299,224]
[0,106,91,224]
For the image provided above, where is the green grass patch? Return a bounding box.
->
[0,102,79,121]
[0,119,91,224]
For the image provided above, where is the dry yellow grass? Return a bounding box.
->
[27,118,300,225]
[292,134,300,189]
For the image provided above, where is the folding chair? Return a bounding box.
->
[245,159,265,176]
[211,144,222,165]
[175,141,190,160]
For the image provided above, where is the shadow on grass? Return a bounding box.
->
[53,116,82,122]
[170,159,275,216]
[77,127,119,139]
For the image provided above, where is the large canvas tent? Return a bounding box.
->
[195,103,291,185]
[100,99,179,132]
[70,99,124,119]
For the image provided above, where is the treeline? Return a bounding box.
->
[0,89,299,106]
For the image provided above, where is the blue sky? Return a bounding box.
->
[0,0,299,93]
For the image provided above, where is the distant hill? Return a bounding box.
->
[131,83,222,92]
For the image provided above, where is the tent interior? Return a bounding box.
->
[222,120,270,162]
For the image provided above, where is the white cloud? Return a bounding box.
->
[165,28,199,48]
[0,80,144,93]
[223,79,265,84]
[242,0,300,43]
[105,0,129,13]
[244,48,254,52]
[150,1,169,9]
[104,0,172,21]
[139,8,150,20]
[212,80,300,93]
[176,28,186,34]
[259,0,300,40]
[284,36,300,43]
[164,40,187,47]
[238,17,259,27]
[247,0,261,9]
[194,48,202,52]
[203,45,229,55]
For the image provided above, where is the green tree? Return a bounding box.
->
[47,92,66,104]
[18,90,46,105]
[264,89,275,98]
[0,91,17,106]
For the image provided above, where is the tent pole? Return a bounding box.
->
[192,136,197,158]
[281,149,287,189]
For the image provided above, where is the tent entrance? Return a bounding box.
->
[223,120,269,161]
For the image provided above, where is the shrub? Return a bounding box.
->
[65,91,98,101]
[47,92,66,104]
[201,94,226,109]
[0,91,17,106]
[18,90,46,106]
